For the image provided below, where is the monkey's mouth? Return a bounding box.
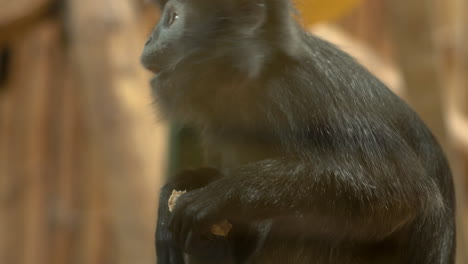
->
[149,66,161,75]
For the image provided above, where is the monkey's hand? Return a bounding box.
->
[167,170,278,261]
[156,168,224,264]
[168,177,246,260]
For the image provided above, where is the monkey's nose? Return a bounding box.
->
[145,36,153,46]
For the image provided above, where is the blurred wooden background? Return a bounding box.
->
[0,0,466,264]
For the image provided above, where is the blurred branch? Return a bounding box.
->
[0,0,52,43]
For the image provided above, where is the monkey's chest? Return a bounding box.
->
[202,136,280,169]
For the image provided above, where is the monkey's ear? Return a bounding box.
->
[234,0,266,14]
[230,0,267,30]
[153,0,168,8]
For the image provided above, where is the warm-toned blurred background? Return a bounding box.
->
[0,0,467,263]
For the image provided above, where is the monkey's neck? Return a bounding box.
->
[154,61,269,129]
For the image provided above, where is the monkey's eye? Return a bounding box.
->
[165,11,178,26]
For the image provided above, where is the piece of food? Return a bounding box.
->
[168,190,233,237]
[168,190,187,213]
[210,220,233,237]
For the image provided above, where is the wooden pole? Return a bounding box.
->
[66,0,168,263]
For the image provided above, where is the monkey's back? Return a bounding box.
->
[207,34,456,264]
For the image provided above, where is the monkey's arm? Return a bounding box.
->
[169,136,444,245]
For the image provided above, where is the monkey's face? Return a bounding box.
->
[141,0,227,74]
[141,0,267,75]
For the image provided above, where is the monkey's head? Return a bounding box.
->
[141,0,299,78]
[141,0,301,124]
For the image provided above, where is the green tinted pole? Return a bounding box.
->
[166,124,204,180]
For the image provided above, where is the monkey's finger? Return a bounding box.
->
[184,230,198,253]
[178,210,194,247]
[156,235,185,264]
[170,195,199,245]
[169,247,184,264]
[157,245,171,264]
[168,203,186,244]
[157,245,184,264]
[184,231,230,260]
[192,205,221,233]
[184,231,214,256]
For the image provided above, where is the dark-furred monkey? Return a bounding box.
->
[141,0,456,263]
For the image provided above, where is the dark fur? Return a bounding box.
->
[142,0,456,263]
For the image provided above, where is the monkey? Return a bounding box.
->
[141,0,456,263]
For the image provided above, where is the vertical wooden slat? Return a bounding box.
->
[79,146,107,264]
[0,45,16,264]
[48,32,79,264]
[69,81,107,264]
[7,21,58,264]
